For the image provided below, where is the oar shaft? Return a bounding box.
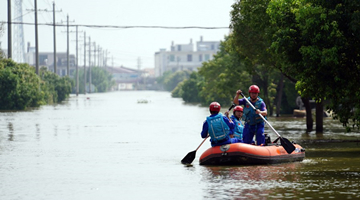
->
[240,92,281,137]
[195,135,209,151]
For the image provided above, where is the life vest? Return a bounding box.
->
[242,97,266,125]
[231,115,244,139]
[206,113,230,143]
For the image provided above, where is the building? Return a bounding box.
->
[154,36,220,77]
[105,66,141,90]
[26,43,76,76]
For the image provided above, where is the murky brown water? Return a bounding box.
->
[0,91,359,200]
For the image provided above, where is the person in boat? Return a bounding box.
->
[233,85,267,146]
[201,102,242,147]
[227,106,244,141]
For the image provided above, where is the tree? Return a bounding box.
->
[172,71,204,103]
[198,36,251,106]
[75,67,115,93]
[0,59,43,110]
[267,0,360,131]
[164,70,191,92]
[230,0,285,116]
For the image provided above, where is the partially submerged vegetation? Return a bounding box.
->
[0,58,73,110]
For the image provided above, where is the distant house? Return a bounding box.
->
[105,66,141,90]
[154,36,220,77]
[26,43,76,77]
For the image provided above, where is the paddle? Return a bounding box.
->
[239,92,296,154]
[181,104,236,165]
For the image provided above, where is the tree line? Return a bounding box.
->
[158,0,360,132]
[0,58,73,110]
[0,56,115,110]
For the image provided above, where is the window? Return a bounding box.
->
[205,54,210,61]
[199,54,203,62]
[187,54,192,62]
[211,44,215,50]
[177,45,181,51]
[170,54,175,62]
[39,55,48,65]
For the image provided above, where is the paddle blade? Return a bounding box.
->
[181,150,196,164]
[280,137,296,154]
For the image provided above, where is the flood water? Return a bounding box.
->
[0,91,359,200]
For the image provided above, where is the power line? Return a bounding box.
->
[2,21,229,29]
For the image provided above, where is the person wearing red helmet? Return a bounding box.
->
[233,85,267,145]
[201,102,242,147]
[229,106,244,140]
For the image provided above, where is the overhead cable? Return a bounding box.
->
[2,21,229,29]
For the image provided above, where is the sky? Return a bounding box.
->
[1,0,236,69]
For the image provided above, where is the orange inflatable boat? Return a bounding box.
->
[199,142,305,165]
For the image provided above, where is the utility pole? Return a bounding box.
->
[34,0,39,74]
[53,2,56,74]
[83,32,86,95]
[52,2,62,74]
[28,4,61,73]
[112,55,114,67]
[76,26,79,96]
[105,50,109,68]
[98,45,101,67]
[61,15,74,76]
[7,0,12,59]
[137,57,141,89]
[88,36,92,93]
[66,14,69,76]
[72,28,84,96]
[93,42,96,67]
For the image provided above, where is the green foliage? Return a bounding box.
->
[55,76,73,102]
[172,72,204,103]
[0,59,43,110]
[171,81,184,98]
[1,59,45,109]
[0,59,73,110]
[198,37,252,106]
[268,0,360,129]
[165,70,191,91]
[74,67,115,93]
[40,67,73,103]
[281,79,298,114]
[156,71,172,85]
[230,0,288,115]
[157,70,191,92]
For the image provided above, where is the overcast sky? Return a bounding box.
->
[1,0,235,69]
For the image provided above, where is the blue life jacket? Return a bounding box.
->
[231,115,244,139]
[242,97,266,125]
[206,113,230,143]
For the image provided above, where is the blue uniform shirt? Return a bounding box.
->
[201,114,235,146]
[238,98,266,111]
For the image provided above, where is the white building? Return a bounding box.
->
[26,43,76,76]
[154,36,220,77]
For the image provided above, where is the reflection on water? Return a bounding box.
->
[199,142,360,200]
[201,163,303,200]
[0,91,360,200]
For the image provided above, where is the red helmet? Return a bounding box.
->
[233,106,243,112]
[209,102,221,112]
[249,85,260,93]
